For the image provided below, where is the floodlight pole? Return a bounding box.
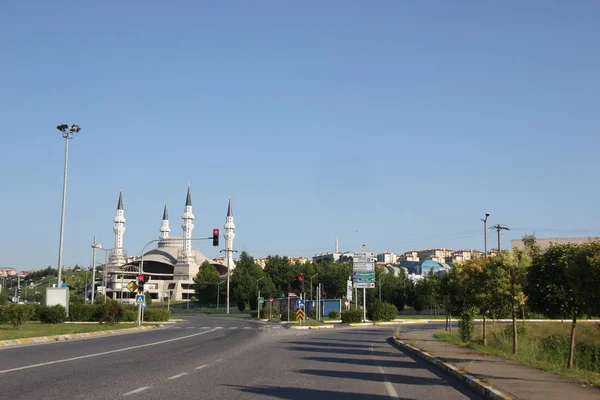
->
[55,124,81,287]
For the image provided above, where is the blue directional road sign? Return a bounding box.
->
[135,295,145,304]
[258,297,265,304]
[295,299,305,309]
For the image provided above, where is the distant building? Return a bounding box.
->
[448,249,483,263]
[313,252,343,263]
[511,237,598,252]
[377,252,396,264]
[289,256,310,264]
[397,251,419,262]
[417,248,454,264]
[0,268,17,277]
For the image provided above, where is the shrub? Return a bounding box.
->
[341,310,363,323]
[574,339,600,372]
[328,310,341,320]
[96,303,122,325]
[70,294,86,304]
[2,304,33,329]
[69,304,97,322]
[459,312,475,343]
[503,323,527,338]
[368,301,398,321]
[121,306,138,322]
[39,305,67,324]
[280,310,289,321]
[309,308,317,319]
[250,311,259,319]
[143,308,171,322]
[144,292,153,306]
[237,301,246,312]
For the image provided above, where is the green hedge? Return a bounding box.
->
[69,303,98,322]
[328,310,341,319]
[341,310,363,323]
[143,308,171,322]
[40,305,67,324]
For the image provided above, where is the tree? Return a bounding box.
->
[441,262,479,342]
[493,250,530,354]
[193,261,220,305]
[526,241,600,368]
[230,252,264,309]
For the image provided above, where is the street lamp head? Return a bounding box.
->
[485,212,491,217]
[57,124,68,132]
[70,124,81,133]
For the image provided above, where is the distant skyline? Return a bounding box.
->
[1,1,599,270]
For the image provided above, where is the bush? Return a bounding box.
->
[368,301,398,321]
[250,311,259,319]
[96,302,122,325]
[39,305,67,324]
[237,300,246,312]
[280,310,289,321]
[69,303,97,322]
[459,312,475,343]
[144,292,153,306]
[121,306,138,322]
[309,308,317,319]
[2,304,33,329]
[18,304,43,321]
[143,308,171,322]
[328,310,341,320]
[341,310,363,323]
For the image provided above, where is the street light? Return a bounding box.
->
[256,277,265,319]
[55,124,81,287]
[481,212,491,257]
[90,237,101,302]
[310,273,318,301]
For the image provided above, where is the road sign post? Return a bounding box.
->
[353,251,375,322]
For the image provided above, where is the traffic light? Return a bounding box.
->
[212,229,219,246]
[137,275,145,294]
[17,287,21,298]
[296,275,304,282]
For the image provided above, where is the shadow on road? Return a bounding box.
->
[227,385,412,400]
[296,368,449,386]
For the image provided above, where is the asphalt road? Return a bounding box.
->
[0,319,482,400]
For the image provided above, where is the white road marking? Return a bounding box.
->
[228,327,238,329]
[243,327,251,329]
[372,344,399,399]
[123,386,151,396]
[167,372,188,380]
[195,364,209,370]
[214,358,223,363]
[0,328,220,375]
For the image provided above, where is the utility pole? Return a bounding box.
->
[490,224,510,252]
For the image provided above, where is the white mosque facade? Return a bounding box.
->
[101,186,235,303]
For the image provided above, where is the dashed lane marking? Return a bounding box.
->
[195,364,209,370]
[167,372,188,380]
[123,387,151,396]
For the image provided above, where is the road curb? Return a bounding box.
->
[289,324,335,330]
[388,337,514,400]
[0,325,162,348]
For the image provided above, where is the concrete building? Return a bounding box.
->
[377,252,396,264]
[511,237,598,252]
[448,249,484,263]
[397,251,420,262]
[0,268,17,277]
[312,252,343,263]
[417,248,454,264]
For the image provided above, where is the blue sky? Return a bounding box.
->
[1,1,599,271]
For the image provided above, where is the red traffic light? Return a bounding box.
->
[297,275,304,282]
[212,229,219,247]
[138,275,145,282]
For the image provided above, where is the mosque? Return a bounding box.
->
[100,186,236,303]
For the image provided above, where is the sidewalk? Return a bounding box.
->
[396,329,600,400]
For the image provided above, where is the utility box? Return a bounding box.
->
[46,287,69,316]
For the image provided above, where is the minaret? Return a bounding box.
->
[223,198,236,269]
[160,202,170,240]
[110,191,126,266]
[335,236,339,253]
[180,185,194,264]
